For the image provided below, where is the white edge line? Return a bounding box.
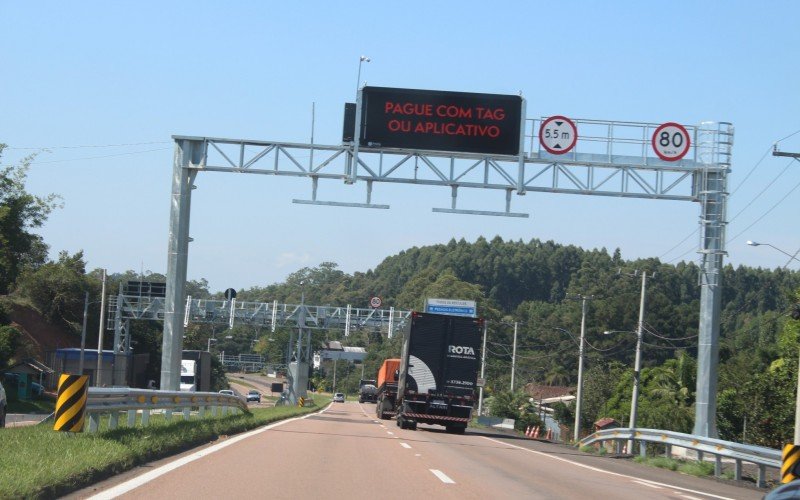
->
[430,469,455,484]
[632,480,663,489]
[88,404,333,500]
[480,437,736,500]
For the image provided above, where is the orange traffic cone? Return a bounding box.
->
[546,428,553,440]
[524,426,530,437]
[533,426,540,439]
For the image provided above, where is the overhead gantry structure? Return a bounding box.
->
[161,113,732,436]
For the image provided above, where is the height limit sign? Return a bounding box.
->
[539,116,577,155]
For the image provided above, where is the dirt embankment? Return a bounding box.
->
[7,301,80,360]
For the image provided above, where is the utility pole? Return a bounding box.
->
[510,322,518,392]
[567,294,595,442]
[477,320,488,417]
[95,269,107,386]
[79,291,89,374]
[629,271,649,452]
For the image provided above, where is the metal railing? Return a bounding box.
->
[83,388,249,433]
[578,427,780,487]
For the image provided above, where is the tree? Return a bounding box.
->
[15,251,89,328]
[0,145,61,293]
[0,325,21,368]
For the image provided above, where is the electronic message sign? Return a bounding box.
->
[359,87,522,156]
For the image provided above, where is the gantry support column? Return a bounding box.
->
[161,139,201,390]
[693,122,732,437]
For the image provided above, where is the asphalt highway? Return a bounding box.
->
[78,401,763,499]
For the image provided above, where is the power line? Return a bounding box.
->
[5,141,171,150]
[659,130,800,262]
[727,177,800,244]
[727,159,795,224]
[0,147,172,166]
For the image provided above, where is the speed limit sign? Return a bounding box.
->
[369,296,382,308]
[652,122,691,161]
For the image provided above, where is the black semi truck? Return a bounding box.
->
[394,312,483,434]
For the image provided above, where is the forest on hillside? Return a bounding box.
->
[2,145,800,446]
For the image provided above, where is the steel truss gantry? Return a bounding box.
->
[107,294,409,334]
[162,118,732,436]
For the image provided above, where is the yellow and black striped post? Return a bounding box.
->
[298,397,305,408]
[782,443,800,483]
[54,374,88,432]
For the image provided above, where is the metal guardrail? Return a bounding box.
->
[578,427,780,488]
[83,388,249,433]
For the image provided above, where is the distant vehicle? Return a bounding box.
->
[333,393,345,403]
[0,381,6,428]
[180,360,198,392]
[218,389,235,396]
[358,383,378,404]
[246,390,261,402]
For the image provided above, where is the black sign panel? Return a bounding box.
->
[360,86,522,155]
[342,102,356,142]
[123,281,166,298]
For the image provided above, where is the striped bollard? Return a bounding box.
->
[54,374,89,432]
[782,444,800,483]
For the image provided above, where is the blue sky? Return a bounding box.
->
[2,1,799,292]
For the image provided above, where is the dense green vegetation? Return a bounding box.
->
[2,142,799,448]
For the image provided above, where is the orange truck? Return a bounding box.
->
[375,358,401,419]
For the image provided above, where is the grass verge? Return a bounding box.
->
[633,456,715,477]
[0,398,330,498]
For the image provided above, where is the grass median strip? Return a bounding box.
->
[0,397,330,499]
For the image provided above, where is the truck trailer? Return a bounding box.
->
[375,359,400,419]
[393,311,483,434]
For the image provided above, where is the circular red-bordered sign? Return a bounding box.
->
[651,122,691,161]
[369,296,382,308]
[539,115,578,155]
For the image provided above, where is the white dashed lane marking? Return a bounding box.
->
[400,443,412,449]
[430,469,455,484]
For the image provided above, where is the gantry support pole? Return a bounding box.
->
[161,139,200,390]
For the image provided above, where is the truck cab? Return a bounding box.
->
[180,359,197,391]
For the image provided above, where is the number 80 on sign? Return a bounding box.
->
[651,122,691,161]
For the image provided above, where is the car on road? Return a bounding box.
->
[218,389,235,397]
[0,381,6,428]
[333,393,345,403]
[246,390,261,403]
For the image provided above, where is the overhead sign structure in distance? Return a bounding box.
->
[369,296,382,308]
[424,298,477,318]
[539,115,578,155]
[651,122,691,161]
[359,86,523,156]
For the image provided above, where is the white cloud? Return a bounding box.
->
[275,252,311,269]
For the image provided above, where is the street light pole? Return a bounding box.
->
[748,239,800,443]
[747,241,800,269]
[356,56,370,98]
